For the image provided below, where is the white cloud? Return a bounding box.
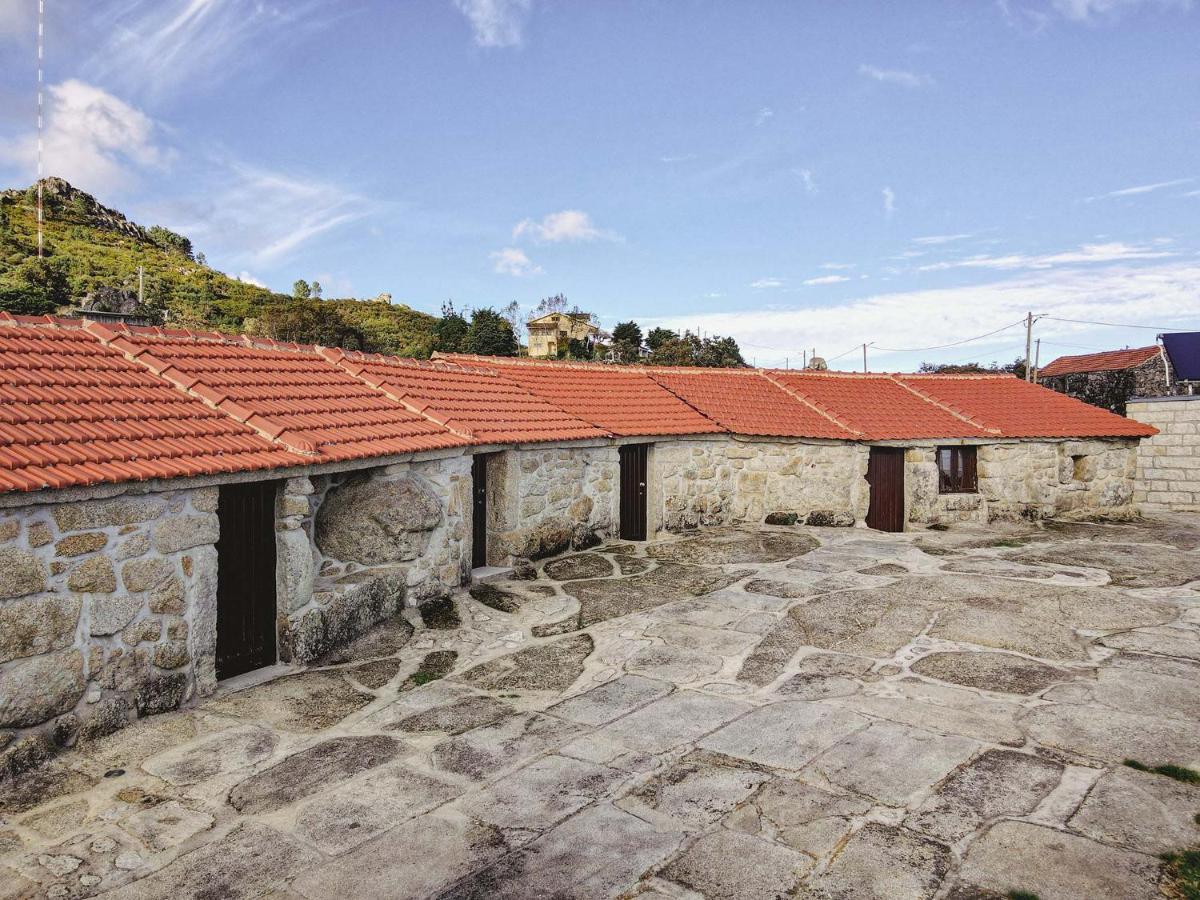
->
[796,168,818,194]
[141,160,373,268]
[859,64,933,88]
[660,153,697,163]
[882,187,896,216]
[0,0,34,37]
[1084,177,1194,201]
[90,0,339,100]
[913,233,973,245]
[803,275,851,286]
[820,262,856,270]
[512,209,618,243]
[1051,0,1191,22]
[653,260,1200,369]
[453,0,533,47]
[917,241,1173,272]
[0,80,172,195]
[237,271,266,288]
[754,107,774,126]
[750,278,784,289]
[490,247,542,276]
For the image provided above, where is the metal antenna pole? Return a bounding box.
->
[36,0,45,258]
[1024,311,1033,382]
[1033,338,1041,385]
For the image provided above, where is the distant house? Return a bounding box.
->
[1039,345,1171,415]
[527,311,599,359]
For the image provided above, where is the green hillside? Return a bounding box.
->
[0,178,440,355]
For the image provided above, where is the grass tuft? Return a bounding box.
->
[1160,848,1200,900]
[1007,891,1041,900]
[1123,759,1200,784]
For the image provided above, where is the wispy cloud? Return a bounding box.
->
[490,246,542,276]
[660,153,697,163]
[750,278,784,289]
[1084,177,1194,201]
[913,233,973,245]
[1051,0,1192,23]
[143,160,374,268]
[513,209,619,243]
[820,262,856,270]
[803,274,851,286]
[454,0,533,47]
[882,187,897,217]
[89,0,340,101]
[859,64,933,88]
[754,106,775,126]
[918,241,1173,272]
[654,260,1200,369]
[0,80,173,195]
[237,271,266,288]
[796,168,818,194]
[0,0,35,39]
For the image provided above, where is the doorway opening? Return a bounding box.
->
[216,480,279,679]
[865,447,905,532]
[619,443,650,541]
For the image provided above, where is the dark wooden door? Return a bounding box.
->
[216,480,278,679]
[865,447,905,533]
[472,454,488,568]
[619,444,649,541]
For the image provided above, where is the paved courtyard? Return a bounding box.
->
[2,516,1199,899]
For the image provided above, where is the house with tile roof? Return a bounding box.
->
[1039,345,1171,415]
[0,314,1157,770]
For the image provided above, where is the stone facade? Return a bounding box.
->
[1128,396,1200,512]
[0,487,217,777]
[904,439,1139,526]
[650,437,870,532]
[1040,354,1171,415]
[294,456,473,662]
[488,445,618,563]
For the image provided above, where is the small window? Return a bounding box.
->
[938,446,978,494]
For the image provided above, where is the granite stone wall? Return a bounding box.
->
[489,445,618,562]
[651,438,870,532]
[0,487,218,777]
[1128,397,1200,512]
[1040,355,1171,415]
[905,439,1139,525]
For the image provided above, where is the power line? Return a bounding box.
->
[1040,315,1189,331]
[826,342,868,363]
[872,319,1027,353]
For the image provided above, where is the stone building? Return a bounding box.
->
[1038,345,1171,415]
[1127,395,1200,512]
[0,314,1154,772]
[525,311,600,359]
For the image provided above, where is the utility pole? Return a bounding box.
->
[137,265,144,306]
[1033,338,1041,385]
[802,350,807,368]
[36,0,44,258]
[862,343,868,373]
[1024,311,1034,382]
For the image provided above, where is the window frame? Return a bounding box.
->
[937,445,978,494]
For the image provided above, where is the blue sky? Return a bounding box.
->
[1,0,1197,370]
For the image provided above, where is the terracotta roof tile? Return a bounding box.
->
[767,371,995,440]
[0,317,307,491]
[1039,346,1161,378]
[895,374,1157,438]
[86,325,466,460]
[647,369,857,439]
[439,354,724,436]
[323,350,609,443]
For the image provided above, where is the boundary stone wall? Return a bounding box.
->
[1128,396,1200,512]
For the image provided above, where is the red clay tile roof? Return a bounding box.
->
[439,354,724,436]
[1039,346,1161,378]
[0,316,307,491]
[894,374,1157,438]
[767,371,997,440]
[0,320,1156,494]
[86,324,467,461]
[647,369,858,439]
[322,349,609,443]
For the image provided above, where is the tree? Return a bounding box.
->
[147,226,194,260]
[612,321,642,347]
[646,327,677,351]
[249,298,363,348]
[0,256,71,313]
[646,331,746,368]
[466,306,518,357]
[528,293,569,321]
[919,358,1025,378]
[292,279,311,300]
[433,301,469,353]
[311,281,322,300]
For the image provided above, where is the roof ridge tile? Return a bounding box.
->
[757,370,865,439]
[886,375,1000,435]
